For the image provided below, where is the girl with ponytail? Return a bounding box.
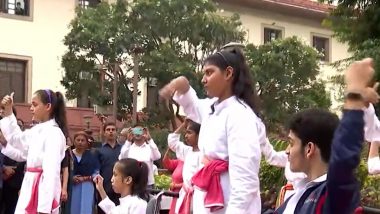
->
[94,158,148,214]
[0,89,68,214]
[159,48,262,214]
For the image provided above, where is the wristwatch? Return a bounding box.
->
[345,91,363,101]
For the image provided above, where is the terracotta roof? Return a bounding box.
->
[265,0,333,13]
[14,104,122,140]
[218,0,334,21]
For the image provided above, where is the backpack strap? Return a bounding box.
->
[294,182,325,214]
[315,190,328,214]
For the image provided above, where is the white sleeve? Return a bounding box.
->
[37,127,65,213]
[1,143,27,162]
[148,139,161,161]
[118,140,132,160]
[225,112,261,213]
[261,140,288,168]
[257,120,287,167]
[0,114,30,151]
[98,197,116,214]
[368,157,380,175]
[364,104,380,142]
[172,87,214,124]
[167,133,191,161]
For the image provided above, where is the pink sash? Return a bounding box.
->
[178,185,194,214]
[25,167,59,214]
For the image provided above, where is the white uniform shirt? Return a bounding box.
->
[99,195,147,214]
[364,104,380,174]
[0,114,65,214]
[368,157,380,174]
[173,87,262,214]
[119,139,161,185]
[168,133,202,213]
[364,104,380,142]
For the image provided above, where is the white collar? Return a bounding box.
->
[131,142,147,148]
[33,119,58,129]
[212,96,238,115]
[295,174,327,190]
[119,195,132,204]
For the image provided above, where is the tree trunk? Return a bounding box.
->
[132,53,139,125]
[112,63,118,123]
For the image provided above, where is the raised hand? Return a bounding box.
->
[345,58,375,92]
[93,174,104,191]
[159,76,190,99]
[174,119,188,134]
[93,175,107,200]
[1,92,14,117]
[363,82,380,104]
[126,128,134,142]
[143,128,151,142]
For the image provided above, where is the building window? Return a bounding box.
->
[312,35,330,62]
[264,27,283,43]
[0,0,30,16]
[79,0,100,8]
[0,58,26,103]
[78,0,89,8]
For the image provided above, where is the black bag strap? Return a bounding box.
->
[294,181,325,214]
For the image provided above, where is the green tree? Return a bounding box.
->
[61,1,136,118]
[319,0,380,109]
[62,0,244,125]
[128,0,245,128]
[245,37,331,129]
[320,0,380,51]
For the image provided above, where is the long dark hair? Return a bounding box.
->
[186,119,201,135]
[116,158,149,200]
[35,89,69,137]
[204,48,261,116]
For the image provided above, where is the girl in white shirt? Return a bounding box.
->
[94,158,148,214]
[0,90,68,214]
[167,119,202,213]
[160,48,262,214]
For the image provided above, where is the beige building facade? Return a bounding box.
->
[0,0,349,111]
[217,0,350,110]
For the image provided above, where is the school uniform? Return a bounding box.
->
[173,87,262,214]
[0,114,65,214]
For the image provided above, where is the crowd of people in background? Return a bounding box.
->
[0,47,377,214]
[0,108,162,214]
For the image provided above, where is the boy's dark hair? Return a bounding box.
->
[103,122,116,131]
[287,108,339,163]
[116,158,148,200]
